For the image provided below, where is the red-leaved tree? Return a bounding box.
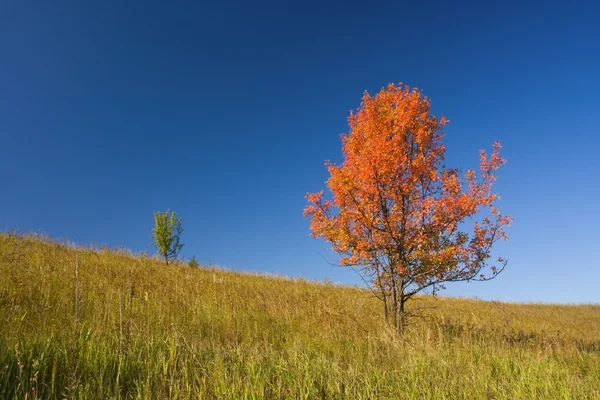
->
[304,83,512,332]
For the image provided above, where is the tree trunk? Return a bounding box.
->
[390,269,399,332]
[394,298,401,333]
[398,292,406,334]
[382,290,389,323]
[376,268,389,323]
[394,278,407,334]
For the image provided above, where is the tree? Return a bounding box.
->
[304,83,512,333]
[188,255,199,268]
[151,209,183,265]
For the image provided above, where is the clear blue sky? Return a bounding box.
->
[1,1,598,303]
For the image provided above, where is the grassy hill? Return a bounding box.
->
[1,233,599,399]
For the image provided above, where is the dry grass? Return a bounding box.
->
[1,232,599,399]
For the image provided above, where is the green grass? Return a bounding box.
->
[1,232,599,399]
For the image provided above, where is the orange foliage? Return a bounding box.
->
[304,83,512,329]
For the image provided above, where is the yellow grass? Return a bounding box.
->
[1,232,599,399]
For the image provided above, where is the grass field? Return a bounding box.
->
[1,232,599,399]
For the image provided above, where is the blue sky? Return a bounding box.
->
[1,1,598,303]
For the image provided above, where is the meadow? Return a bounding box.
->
[1,232,599,399]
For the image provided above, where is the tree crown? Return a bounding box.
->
[304,83,512,299]
[151,209,183,265]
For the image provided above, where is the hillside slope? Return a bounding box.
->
[1,233,599,399]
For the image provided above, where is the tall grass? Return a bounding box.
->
[1,232,599,399]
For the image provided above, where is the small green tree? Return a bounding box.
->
[188,255,199,268]
[151,209,183,265]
